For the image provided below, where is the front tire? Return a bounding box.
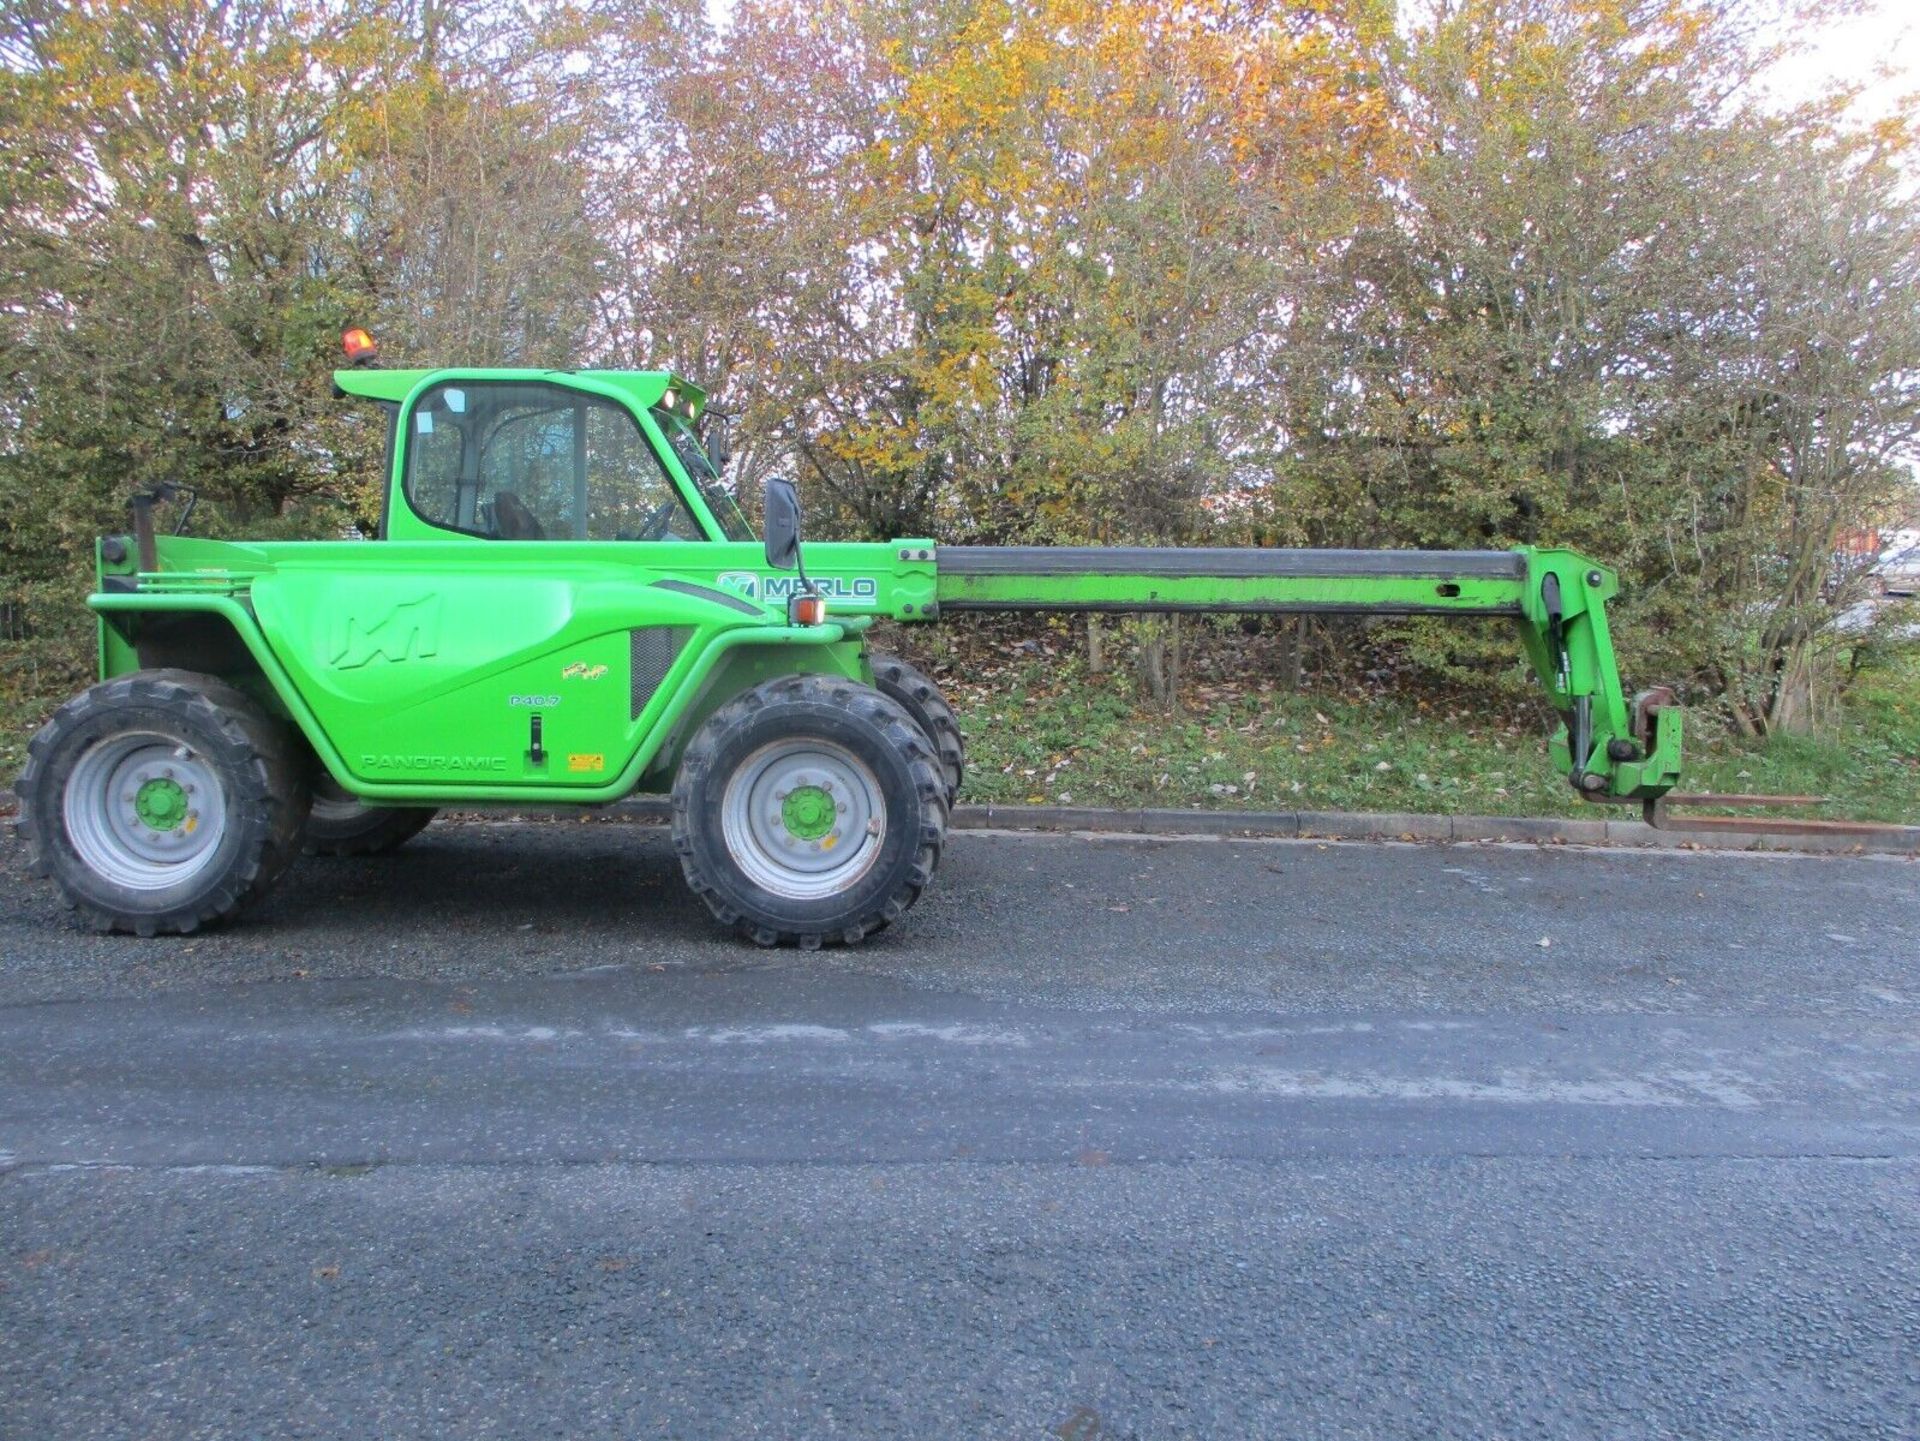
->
[302,776,436,857]
[15,669,311,936]
[671,674,947,947]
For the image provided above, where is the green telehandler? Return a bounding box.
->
[15,337,1684,945]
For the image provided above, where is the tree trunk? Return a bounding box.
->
[1725,688,1763,740]
[1765,640,1823,735]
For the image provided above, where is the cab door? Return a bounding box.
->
[253,378,709,791]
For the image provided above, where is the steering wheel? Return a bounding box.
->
[491,489,545,540]
[634,500,677,541]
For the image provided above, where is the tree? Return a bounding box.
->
[1635,117,1920,732]
[1270,0,1920,730]
[0,0,654,579]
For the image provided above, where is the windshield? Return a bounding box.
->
[659,409,753,542]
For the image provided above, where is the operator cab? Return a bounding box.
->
[404,380,706,542]
[332,335,749,545]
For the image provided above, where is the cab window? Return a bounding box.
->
[403,381,702,541]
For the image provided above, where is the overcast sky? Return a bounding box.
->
[1761,0,1920,121]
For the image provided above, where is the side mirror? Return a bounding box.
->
[763,475,801,571]
[705,415,732,473]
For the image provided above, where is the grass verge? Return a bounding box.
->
[902,630,1920,826]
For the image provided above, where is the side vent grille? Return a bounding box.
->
[630,626,692,720]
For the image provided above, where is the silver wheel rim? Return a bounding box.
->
[720,737,886,901]
[62,732,228,891]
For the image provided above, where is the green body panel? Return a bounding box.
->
[89,364,1681,809]
[93,539,877,802]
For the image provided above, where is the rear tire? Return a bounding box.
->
[671,674,946,948]
[15,669,311,936]
[302,775,437,856]
[871,653,966,807]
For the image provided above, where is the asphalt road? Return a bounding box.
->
[2,818,1917,1439]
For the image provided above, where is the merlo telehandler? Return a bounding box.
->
[15,336,1683,945]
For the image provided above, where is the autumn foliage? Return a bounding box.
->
[2,0,1917,732]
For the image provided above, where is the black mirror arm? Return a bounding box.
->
[703,411,733,474]
[129,493,158,573]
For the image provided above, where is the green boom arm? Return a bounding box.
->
[902,543,1681,807]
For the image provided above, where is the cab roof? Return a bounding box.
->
[331,367,709,418]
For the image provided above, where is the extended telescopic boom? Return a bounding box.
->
[826,542,1683,810]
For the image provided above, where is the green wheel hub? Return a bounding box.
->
[781,784,836,841]
[135,776,188,831]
